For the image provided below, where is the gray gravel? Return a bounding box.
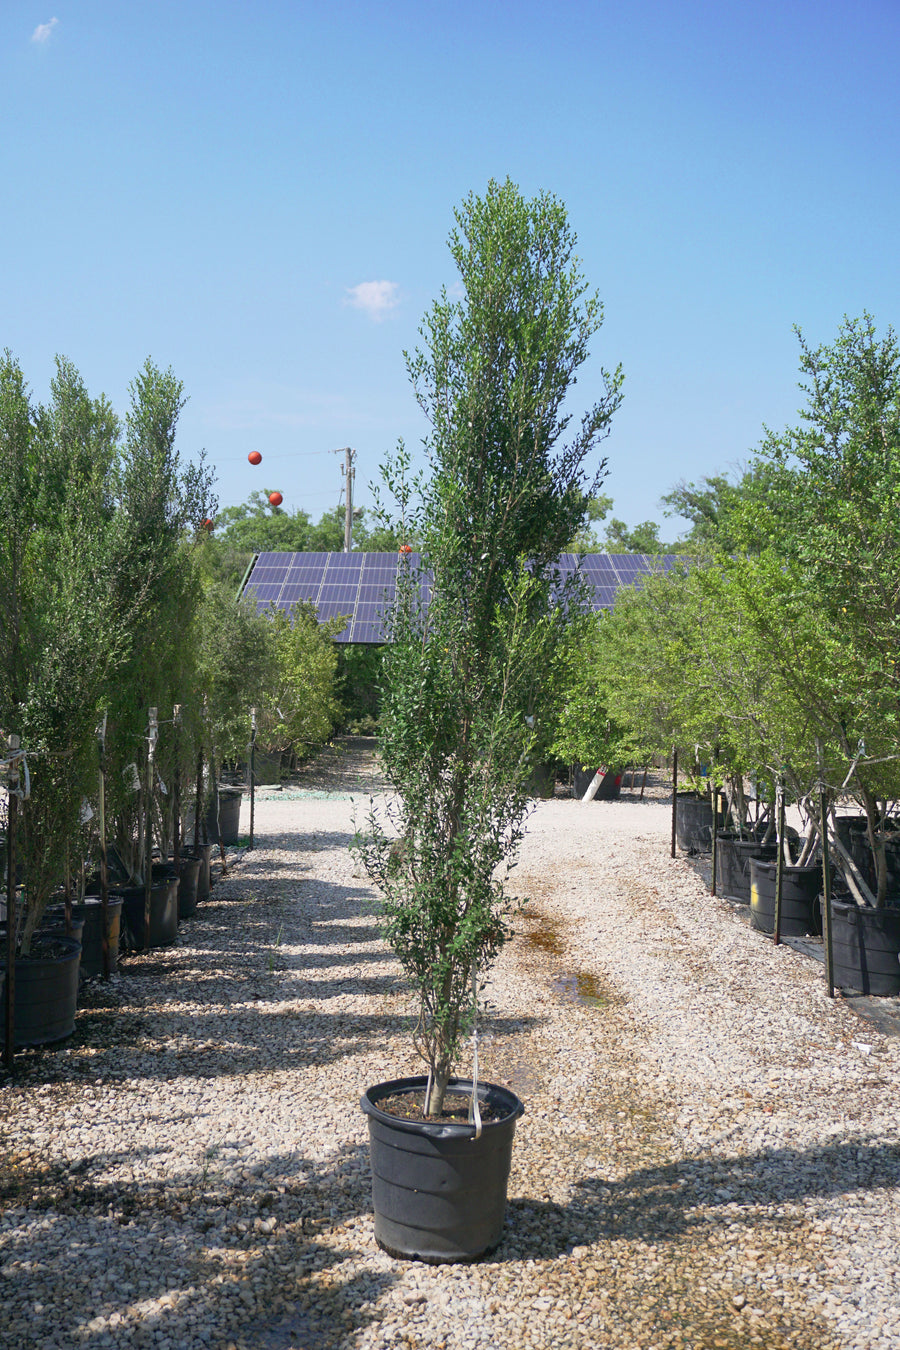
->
[2,741,899,1349]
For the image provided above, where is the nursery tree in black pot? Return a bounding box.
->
[355,179,623,1261]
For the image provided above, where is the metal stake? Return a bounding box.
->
[4,737,20,1070]
[671,746,678,859]
[820,789,835,997]
[194,747,203,851]
[249,707,257,851]
[97,714,110,979]
[144,708,158,939]
[172,704,182,872]
[710,777,718,896]
[774,775,786,945]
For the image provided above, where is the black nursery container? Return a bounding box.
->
[749,860,822,937]
[0,934,81,1047]
[204,787,243,845]
[361,1076,525,1264]
[675,791,724,854]
[176,854,202,919]
[118,879,179,951]
[715,832,779,904]
[824,898,900,997]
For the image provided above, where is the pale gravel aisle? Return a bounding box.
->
[0,760,899,1350]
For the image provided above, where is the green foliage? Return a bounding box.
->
[548,612,650,769]
[0,351,218,929]
[569,493,676,555]
[257,601,344,755]
[598,316,900,901]
[354,179,622,1111]
[102,360,216,880]
[336,643,385,729]
[660,463,784,555]
[745,315,900,899]
[0,357,144,942]
[567,492,613,552]
[195,585,275,764]
[603,516,672,554]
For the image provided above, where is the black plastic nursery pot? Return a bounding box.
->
[47,897,123,977]
[194,843,213,903]
[249,750,284,785]
[715,832,779,904]
[118,880,179,952]
[572,767,622,800]
[204,787,243,845]
[176,854,202,919]
[0,934,81,1047]
[37,915,86,948]
[526,761,557,799]
[823,897,900,997]
[361,1076,525,1264]
[749,860,822,937]
[675,791,724,855]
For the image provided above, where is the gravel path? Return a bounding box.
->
[2,740,899,1350]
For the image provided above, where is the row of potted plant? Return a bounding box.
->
[0,353,343,1065]
[557,315,900,998]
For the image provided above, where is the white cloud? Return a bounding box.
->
[31,17,59,43]
[344,280,400,321]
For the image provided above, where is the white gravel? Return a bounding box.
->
[1,757,899,1350]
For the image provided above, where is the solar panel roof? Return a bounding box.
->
[242,552,687,643]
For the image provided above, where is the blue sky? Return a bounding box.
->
[4,1,899,538]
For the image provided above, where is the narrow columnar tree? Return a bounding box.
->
[357,180,623,1113]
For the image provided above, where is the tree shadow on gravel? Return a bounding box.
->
[499,1135,900,1260]
[0,1138,394,1350]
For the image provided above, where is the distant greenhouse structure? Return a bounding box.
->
[241,552,690,644]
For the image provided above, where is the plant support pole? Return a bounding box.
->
[671,746,678,858]
[710,777,718,896]
[172,704,182,872]
[144,708,158,938]
[4,737,20,1071]
[820,789,835,998]
[98,715,110,979]
[773,775,786,945]
[193,747,203,850]
[249,707,256,851]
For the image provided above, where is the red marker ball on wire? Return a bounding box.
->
[248,451,262,465]
[269,491,283,507]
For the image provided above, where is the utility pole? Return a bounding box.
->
[331,446,356,552]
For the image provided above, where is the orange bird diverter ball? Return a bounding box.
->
[248,451,262,465]
[269,491,283,507]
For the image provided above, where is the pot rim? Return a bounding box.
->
[361,1075,525,1140]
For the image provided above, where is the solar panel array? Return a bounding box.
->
[243,551,687,643]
